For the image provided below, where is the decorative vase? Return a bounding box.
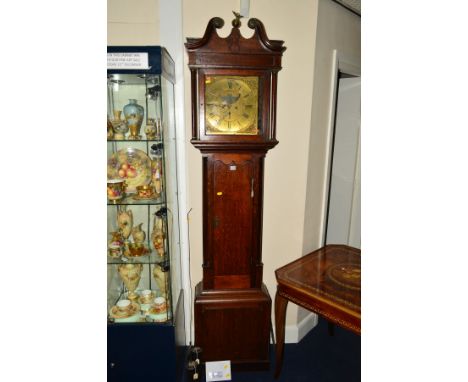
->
[107,118,114,140]
[118,263,143,301]
[132,223,146,244]
[123,99,144,140]
[155,118,162,140]
[152,265,167,298]
[111,110,128,140]
[144,118,157,140]
[117,207,133,240]
[151,156,163,196]
[151,209,165,257]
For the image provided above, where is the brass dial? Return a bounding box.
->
[205,75,259,135]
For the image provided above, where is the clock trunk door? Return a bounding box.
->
[208,155,256,289]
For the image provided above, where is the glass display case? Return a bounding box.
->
[107,46,185,381]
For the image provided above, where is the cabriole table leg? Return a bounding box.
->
[274,289,288,378]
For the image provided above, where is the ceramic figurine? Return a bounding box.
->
[117,207,133,240]
[131,223,146,244]
[118,263,143,301]
[123,99,144,140]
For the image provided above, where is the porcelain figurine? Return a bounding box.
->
[117,207,133,240]
[131,223,146,245]
[118,263,143,301]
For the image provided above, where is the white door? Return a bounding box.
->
[325,76,361,248]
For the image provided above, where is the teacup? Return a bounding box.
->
[140,289,153,304]
[153,297,167,313]
[136,184,155,198]
[117,299,131,312]
[107,179,126,201]
[108,243,122,258]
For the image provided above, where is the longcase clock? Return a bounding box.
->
[185,15,286,369]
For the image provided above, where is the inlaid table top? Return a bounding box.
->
[274,245,360,378]
[275,244,361,331]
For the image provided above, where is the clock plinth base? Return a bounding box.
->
[194,282,271,370]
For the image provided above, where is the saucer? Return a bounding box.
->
[132,193,158,201]
[147,306,168,322]
[109,301,140,321]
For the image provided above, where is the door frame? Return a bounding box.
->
[320,49,361,246]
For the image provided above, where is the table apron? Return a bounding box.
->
[277,285,360,335]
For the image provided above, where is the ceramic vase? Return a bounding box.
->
[117,207,133,240]
[144,118,157,139]
[123,99,144,140]
[151,157,163,196]
[107,118,114,140]
[132,223,146,245]
[152,265,167,298]
[111,110,128,140]
[151,212,165,257]
[118,263,143,301]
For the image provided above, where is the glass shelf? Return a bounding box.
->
[107,139,164,144]
[107,194,166,206]
[107,251,170,265]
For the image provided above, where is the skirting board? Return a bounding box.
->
[272,312,318,344]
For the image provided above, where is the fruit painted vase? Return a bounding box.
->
[151,210,165,257]
[123,99,144,140]
[118,263,143,301]
[117,207,133,240]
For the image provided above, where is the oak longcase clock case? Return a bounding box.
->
[107,46,185,382]
[186,16,286,369]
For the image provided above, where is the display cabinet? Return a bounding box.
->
[107,46,185,382]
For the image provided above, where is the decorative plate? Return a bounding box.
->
[109,301,140,319]
[107,148,151,193]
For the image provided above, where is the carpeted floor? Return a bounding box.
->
[185,317,360,382]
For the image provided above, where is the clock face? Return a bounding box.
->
[204,75,259,135]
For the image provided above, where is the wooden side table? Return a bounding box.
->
[274,245,361,378]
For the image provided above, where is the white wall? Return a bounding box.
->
[182,0,320,340]
[107,0,160,45]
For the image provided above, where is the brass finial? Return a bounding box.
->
[232,11,243,28]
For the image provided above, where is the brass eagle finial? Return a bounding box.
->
[232,11,243,28]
